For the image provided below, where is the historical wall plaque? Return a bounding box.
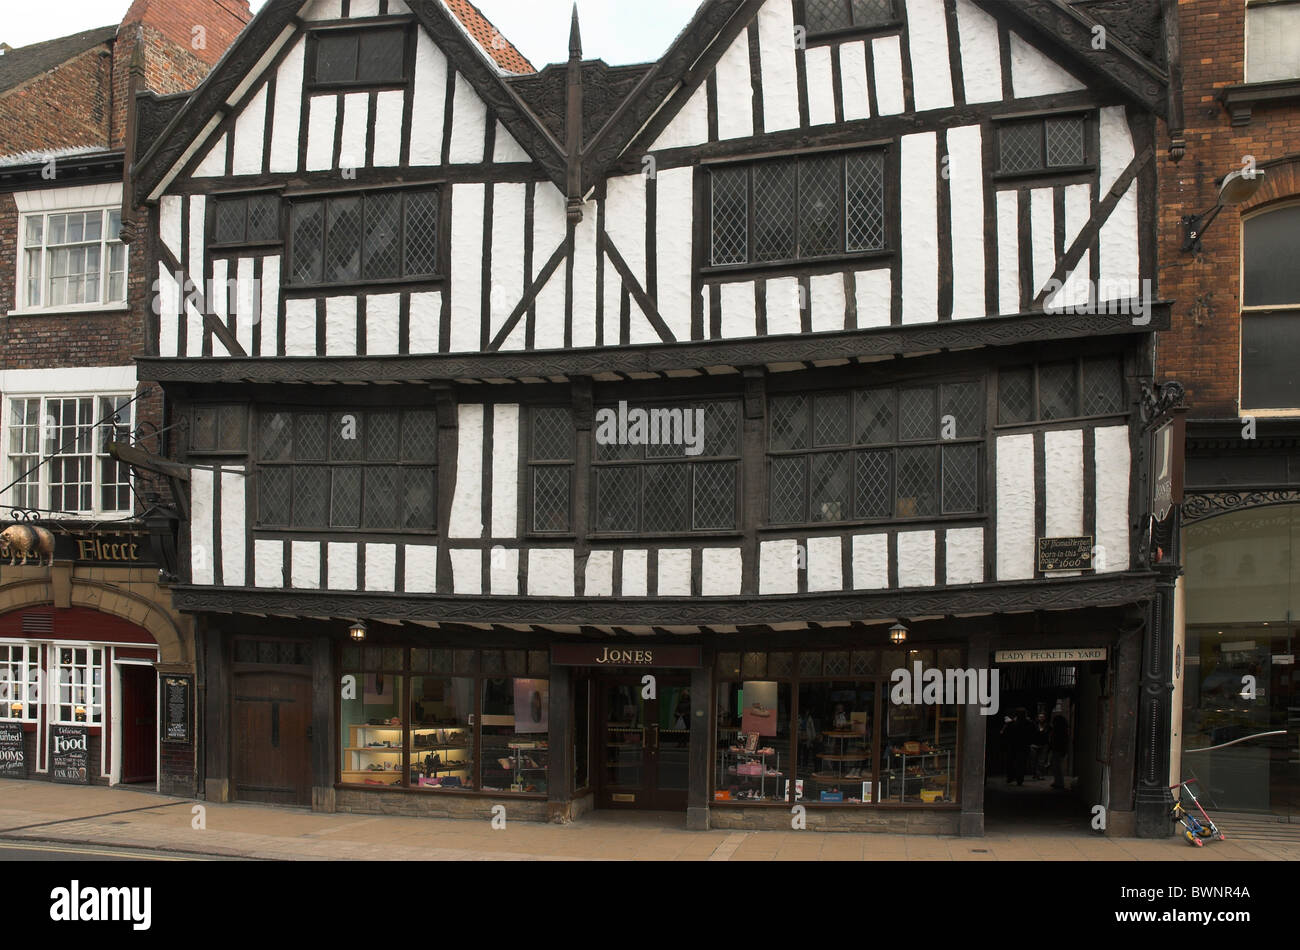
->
[162,675,192,745]
[50,725,89,785]
[1037,536,1094,572]
[0,723,24,777]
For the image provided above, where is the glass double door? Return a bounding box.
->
[597,673,690,810]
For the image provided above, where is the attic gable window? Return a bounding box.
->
[709,149,886,268]
[802,0,898,36]
[996,114,1090,176]
[309,25,410,88]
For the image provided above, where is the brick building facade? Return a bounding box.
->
[0,1,249,796]
[1157,0,1300,819]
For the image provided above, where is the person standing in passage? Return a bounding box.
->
[1050,715,1070,790]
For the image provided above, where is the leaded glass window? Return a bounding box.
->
[997,114,1089,174]
[804,0,898,35]
[768,381,983,524]
[998,358,1126,424]
[212,194,280,246]
[530,407,574,533]
[289,189,439,286]
[709,150,886,266]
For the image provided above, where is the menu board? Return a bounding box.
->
[0,723,24,777]
[50,725,89,784]
[163,676,192,744]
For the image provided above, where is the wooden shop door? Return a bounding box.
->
[596,672,691,810]
[232,671,313,806]
[120,665,157,784]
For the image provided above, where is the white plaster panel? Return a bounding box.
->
[451,549,482,594]
[365,544,397,593]
[947,125,985,320]
[715,31,754,139]
[157,265,179,357]
[721,282,756,338]
[193,134,227,177]
[657,549,692,596]
[190,468,214,585]
[528,549,575,597]
[306,96,336,171]
[350,0,381,17]
[1099,106,1134,192]
[233,85,268,175]
[701,548,742,597]
[235,258,255,355]
[1100,183,1140,303]
[365,293,401,356]
[945,527,985,586]
[409,291,442,354]
[758,0,800,132]
[254,540,284,589]
[291,541,321,589]
[259,256,281,357]
[220,468,246,588]
[404,544,438,594]
[1031,187,1056,299]
[372,90,405,166]
[1010,31,1085,97]
[759,539,799,595]
[1045,429,1084,537]
[449,72,487,164]
[450,403,484,539]
[491,404,520,539]
[493,123,530,163]
[804,45,837,126]
[656,166,694,341]
[304,0,342,18]
[996,190,1020,314]
[212,258,230,342]
[160,195,182,260]
[328,542,359,591]
[996,433,1036,580]
[838,41,871,120]
[584,550,614,597]
[652,84,708,149]
[572,201,599,348]
[852,534,889,590]
[810,273,846,333]
[339,93,368,169]
[450,183,485,352]
[897,531,937,588]
[410,32,448,165]
[604,175,646,285]
[955,0,1002,103]
[854,269,891,329]
[1094,425,1131,573]
[535,269,567,350]
[622,550,649,597]
[325,296,357,356]
[872,36,906,115]
[765,277,802,336]
[187,195,205,304]
[806,536,843,592]
[186,300,205,359]
[490,182,527,341]
[901,132,938,324]
[907,0,955,111]
[285,299,318,356]
[270,39,306,172]
[491,547,519,595]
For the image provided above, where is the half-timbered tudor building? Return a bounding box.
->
[127,0,1180,835]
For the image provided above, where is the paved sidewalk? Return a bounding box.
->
[1,780,1295,861]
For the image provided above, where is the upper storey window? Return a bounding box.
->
[212,194,281,248]
[18,208,126,312]
[996,114,1089,176]
[1241,204,1300,411]
[288,188,440,287]
[1246,0,1300,83]
[803,0,898,36]
[309,26,410,89]
[709,150,886,268]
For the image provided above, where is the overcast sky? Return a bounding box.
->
[1,0,705,68]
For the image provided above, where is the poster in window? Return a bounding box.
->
[740,680,778,736]
[0,723,24,777]
[50,725,89,785]
[513,678,548,734]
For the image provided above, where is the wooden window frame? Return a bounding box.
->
[798,0,902,43]
[992,111,1095,181]
[305,21,416,92]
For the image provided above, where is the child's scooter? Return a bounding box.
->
[1169,778,1225,846]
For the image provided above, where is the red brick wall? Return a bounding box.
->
[1156,0,1300,418]
[0,46,112,156]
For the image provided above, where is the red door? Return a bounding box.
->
[120,665,157,784]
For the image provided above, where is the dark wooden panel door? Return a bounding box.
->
[120,665,156,784]
[233,672,312,806]
[596,673,690,810]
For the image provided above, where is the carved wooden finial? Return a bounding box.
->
[569,4,582,62]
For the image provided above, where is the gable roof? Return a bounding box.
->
[444,0,535,74]
[0,25,118,96]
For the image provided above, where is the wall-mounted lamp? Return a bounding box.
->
[1181,168,1266,252]
[889,622,909,645]
[349,621,367,643]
